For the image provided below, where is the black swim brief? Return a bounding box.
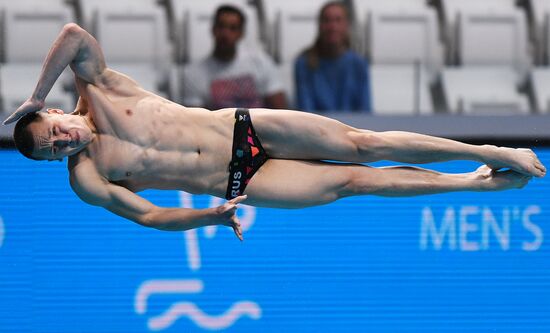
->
[225,109,269,200]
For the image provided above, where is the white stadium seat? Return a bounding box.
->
[0,0,71,11]
[351,0,428,23]
[93,8,172,95]
[371,64,433,115]
[529,0,550,64]
[3,7,73,62]
[352,0,427,11]
[440,0,519,64]
[530,0,550,25]
[278,62,295,107]
[76,0,160,29]
[350,0,431,54]
[547,11,550,64]
[0,5,75,114]
[457,10,530,76]
[260,0,330,15]
[169,0,251,14]
[275,10,318,63]
[351,0,429,28]
[441,0,517,22]
[367,9,441,114]
[531,68,550,114]
[368,9,443,81]
[258,0,330,59]
[439,7,531,115]
[167,64,184,104]
[441,67,529,115]
[94,9,168,63]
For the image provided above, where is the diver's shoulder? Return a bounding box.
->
[68,151,97,177]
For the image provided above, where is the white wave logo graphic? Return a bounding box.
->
[135,279,261,330]
[148,301,261,331]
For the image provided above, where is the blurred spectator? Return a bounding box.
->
[295,1,371,112]
[182,5,287,109]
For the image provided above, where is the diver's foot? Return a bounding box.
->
[484,146,546,178]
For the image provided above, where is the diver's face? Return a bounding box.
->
[29,110,93,161]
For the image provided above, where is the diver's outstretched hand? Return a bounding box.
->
[215,195,247,241]
[3,98,44,125]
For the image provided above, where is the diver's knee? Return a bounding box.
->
[341,168,380,196]
[347,130,386,160]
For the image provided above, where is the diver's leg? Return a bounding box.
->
[250,109,546,177]
[243,159,531,209]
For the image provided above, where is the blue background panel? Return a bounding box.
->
[0,149,549,332]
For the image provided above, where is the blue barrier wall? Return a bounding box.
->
[0,149,549,332]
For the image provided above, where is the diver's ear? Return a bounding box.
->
[46,108,64,115]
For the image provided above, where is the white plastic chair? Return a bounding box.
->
[531,67,550,113]
[371,64,433,115]
[457,10,530,80]
[441,67,530,115]
[368,9,443,83]
[93,8,172,94]
[0,6,75,114]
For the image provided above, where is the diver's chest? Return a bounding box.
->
[93,137,146,182]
